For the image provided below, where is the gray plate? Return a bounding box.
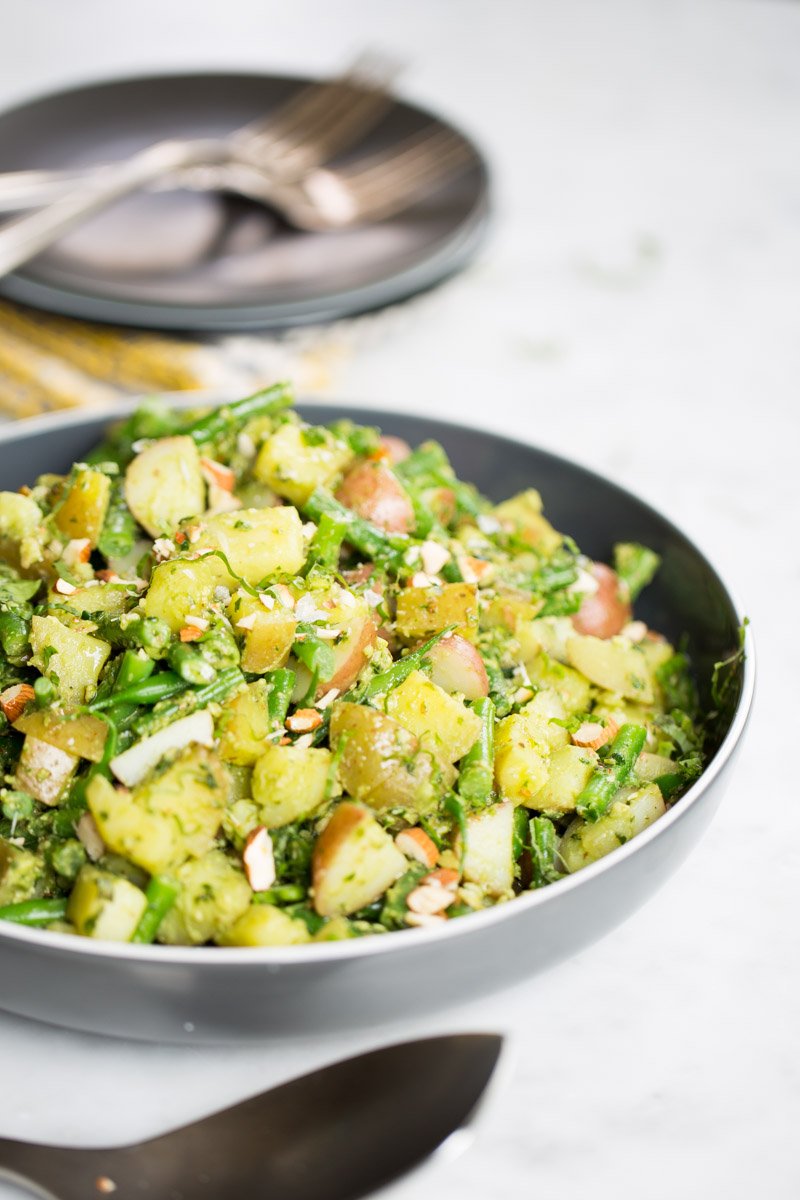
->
[0,402,754,1042]
[0,72,490,331]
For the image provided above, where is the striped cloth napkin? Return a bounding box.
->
[0,300,360,418]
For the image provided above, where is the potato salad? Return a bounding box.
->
[0,386,706,946]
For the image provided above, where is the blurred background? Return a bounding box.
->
[0,2,797,1197]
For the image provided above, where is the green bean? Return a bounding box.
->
[89,671,188,712]
[267,668,295,729]
[303,488,409,571]
[394,441,487,519]
[444,792,469,869]
[33,675,56,707]
[133,666,244,736]
[304,513,348,575]
[115,649,155,692]
[253,883,307,906]
[186,382,293,446]
[92,613,172,659]
[97,484,137,560]
[576,723,648,821]
[529,816,560,887]
[131,875,179,944]
[361,627,454,703]
[167,642,217,686]
[0,898,68,926]
[457,697,495,807]
[613,542,661,602]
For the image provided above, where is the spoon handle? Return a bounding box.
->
[0,136,226,279]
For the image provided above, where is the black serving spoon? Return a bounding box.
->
[0,1034,503,1200]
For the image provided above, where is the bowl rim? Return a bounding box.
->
[0,398,755,966]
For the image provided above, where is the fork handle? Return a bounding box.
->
[0,137,226,278]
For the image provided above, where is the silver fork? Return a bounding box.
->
[0,54,401,278]
[235,126,479,231]
[0,52,401,213]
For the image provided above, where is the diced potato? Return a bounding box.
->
[14,735,79,806]
[385,670,481,764]
[251,744,331,827]
[254,422,353,506]
[144,555,231,632]
[525,654,592,715]
[219,904,311,947]
[291,588,377,700]
[313,916,364,942]
[67,865,147,941]
[87,748,228,876]
[124,435,205,537]
[560,784,667,872]
[157,851,252,945]
[193,507,306,585]
[217,680,272,766]
[312,801,407,917]
[461,801,516,896]
[0,839,47,906]
[0,491,42,541]
[29,614,110,706]
[13,711,109,763]
[493,489,562,554]
[335,460,414,533]
[530,617,575,664]
[54,467,111,547]
[53,582,134,617]
[519,689,571,752]
[566,634,655,703]
[425,634,489,700]
[636,751,678,783]
[494,715,549,806]
[480,593,541,635]
[330,702,448,814]
[228,590,296,673]
[534,744,599,813]
[395,582,479,644]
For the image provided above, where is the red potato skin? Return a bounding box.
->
[325,614,378,696]
[378,436,412,465]
[336,461,415,534]
[572,562,632,639]
[312,802,369,913]
[425,634,489,700]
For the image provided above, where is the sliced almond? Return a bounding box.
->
[286,709,323,733]
[63,538,91,568]
[395,827,439,869]
[76,812,106,862]
[572,719,619,751]
[54,578,77,595]
[200,456,235,493]
[243,826,276,892]
[0,683,35,723]
[406,882,455,915]
[423,867,460,892]
[406,911,447,929]
[315,688,340,711]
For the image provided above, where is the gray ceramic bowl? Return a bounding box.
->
[0,402,754,1042]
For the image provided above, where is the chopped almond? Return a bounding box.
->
[63,538,91,568]
[315,687,340,711]
[54,578,77,595]
[0,683,35,723]
[286,709,323,733]
[572,719,619,751]
[243,826,277,892]
[420,540,450,576]
[423,867,460,892]
[95,569,120,583]
[406,881,456,915]
[179,625,204,642]
[395,827,439,869]
[235,613,258,631]
[183,615,209,632]
[174,531,188,545]
[76,812,105,862]
[621,620,648,643]
[200,456,235,493]
[458,555,493,584]
[406,911,447,929]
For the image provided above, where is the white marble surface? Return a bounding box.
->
[0,1,798,1197]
